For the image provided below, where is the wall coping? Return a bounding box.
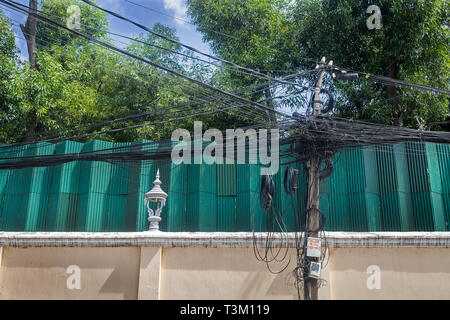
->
[0,231,449,248]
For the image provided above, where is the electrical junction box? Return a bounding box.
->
[306,237,321,258]
[308,262,321,279]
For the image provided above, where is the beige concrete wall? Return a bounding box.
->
[159,247,299,300]
[0,244,449,299]
[0,247,140,299]
[329,248,450,300]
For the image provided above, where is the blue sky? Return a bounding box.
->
[0,0,212,60]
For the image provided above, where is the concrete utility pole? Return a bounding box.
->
[305,57,327,300]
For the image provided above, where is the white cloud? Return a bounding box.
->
[162,0,187,26]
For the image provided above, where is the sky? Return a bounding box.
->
[0,0,212,60]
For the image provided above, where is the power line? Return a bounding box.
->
[78,0,313,90]
[333,66,450,96]
[8,11,313,147]
[122,0,239,41]
[1,0,294,121]
[2,0,316,133]
[8,2,278,81]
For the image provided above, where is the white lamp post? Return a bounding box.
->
[144,169,168,231]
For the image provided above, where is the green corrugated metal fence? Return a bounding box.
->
[0,140,448,232]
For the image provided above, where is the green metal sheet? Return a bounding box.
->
[167,159,187,231]
[0,143,13,229]
[377,145,402,230]
[217,196,236,231]
[0,140,448,232]
[363,147,381,231]
[424,142,446,230]
[436,143,450,230]
[217,161,236,231]
[77,140,114,231]
[45,141,83,231]
[105,142,131,231]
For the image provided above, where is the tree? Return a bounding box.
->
[0,0,258,144]
[0,9,18,140]
[187,0,450,128]
[2,47,98,143]
[186,0,298,121]
[292,0,449,127]
[36,0,108,50]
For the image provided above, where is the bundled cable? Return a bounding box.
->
[260,175,275,212]
[284,166,299,194]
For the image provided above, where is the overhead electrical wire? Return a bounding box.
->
[1,0,297,121]
[121,0,322,74]
[121,0,238,40]
[1,0,317,150]
[3,8,315,146]
[6,3,278,81]
[77,0,315,91]
[333,66,450,96]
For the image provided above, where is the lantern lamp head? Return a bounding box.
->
[145,169,168,202]
[144,169,168,231]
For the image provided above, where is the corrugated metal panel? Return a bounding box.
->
[45,141,83,231]
[392,143,414,231]
[236,163,265,231]
[167,159,186,231]
[217,161,236,231]
[1,143,55,231]
[406,142,433,230]
[217,196,235,231]
[362,147,381,231]
[377,144,401,231]
[106,142,131,231]
[0,143,13,230]
[217,163,236,196]
[275,144,296,232]
[198,156,217,231]
[346,148,368,231]
[137,140,159,231]
[77,140,114,231]
[324,150,350,231]
[156,158,172,232]
[184,139,218,231]
[424,142,447,231]
[436,143,450,230]
[0,140,448,232]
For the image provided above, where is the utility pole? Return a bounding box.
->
[304,57,328,300]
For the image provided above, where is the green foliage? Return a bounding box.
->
[0,10,16,58]
[1,48,98,143]
[292,0,450,127]
[1,1,212,142]
[0,10,18,130]
[36,0,108,50]
[187,0,296,85]
[187,0,450,127]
